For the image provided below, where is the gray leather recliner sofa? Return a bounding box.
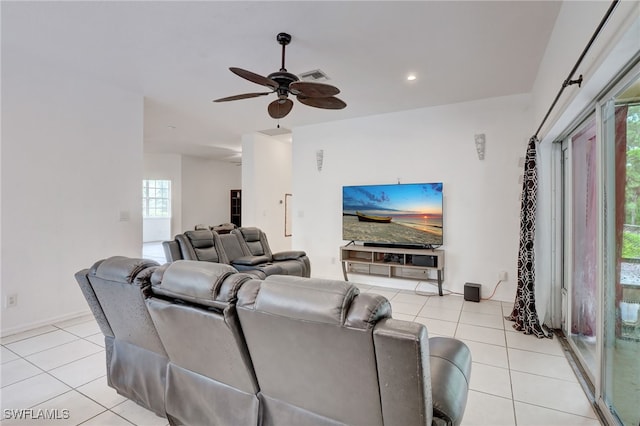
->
[163,227,311,278]
[232,227,311,277]
[75,257,169,417]
[76,257,471,426]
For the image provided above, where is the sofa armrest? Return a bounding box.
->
[272,250,306,261]
[373,318,432,426]
[162,240,182,262]
[231,255,271,266]
[428,337,471,426]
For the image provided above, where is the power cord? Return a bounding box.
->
[413,282,462,296]
[413,280,503,300]
[482,280,503,301]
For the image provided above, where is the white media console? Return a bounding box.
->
[340,244,445,296]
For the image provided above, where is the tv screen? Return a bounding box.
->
[342,182,443,247]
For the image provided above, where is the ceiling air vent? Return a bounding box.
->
[298,69,330,82]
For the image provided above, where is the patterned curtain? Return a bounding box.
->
[507,136,551,338]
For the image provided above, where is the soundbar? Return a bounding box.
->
[363,242,433,250]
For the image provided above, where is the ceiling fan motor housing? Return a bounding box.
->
[268,71,299,98]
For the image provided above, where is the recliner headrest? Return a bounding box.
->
[179,229,228,263]
[151,260,251,308]
[236,227,266,257]
[184,229,216,248]
[238,276,391,329]
[238,227,261,242]
[91,256,159,286]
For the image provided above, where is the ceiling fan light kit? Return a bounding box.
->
[213,32,346,119]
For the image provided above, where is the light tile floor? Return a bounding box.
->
[142,242,167,265]
[1,282,601,426]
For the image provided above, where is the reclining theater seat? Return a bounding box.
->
[175,229,229,263]
[237,275,472,426]
[237,275,392,426]
[218,232,283,279]
[163,229,289,279]
[146,260,261,426]
[233,227,311,277]
[74,257,168,418]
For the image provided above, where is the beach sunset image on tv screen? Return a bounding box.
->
[342,182,443,246]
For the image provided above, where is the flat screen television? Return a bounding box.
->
[342,182,443,248]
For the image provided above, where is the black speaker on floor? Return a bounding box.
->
[464,283,481,303]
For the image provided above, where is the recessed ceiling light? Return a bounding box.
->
[407,74,417,81]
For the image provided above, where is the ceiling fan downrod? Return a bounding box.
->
[277,32,291,72]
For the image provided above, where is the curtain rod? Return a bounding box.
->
[534,0,620,139]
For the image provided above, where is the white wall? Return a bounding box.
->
[144,153,182,239]
[1,51,144,335]
[291,94,532,301]
[180,156,241,232]
[242,133,293,253]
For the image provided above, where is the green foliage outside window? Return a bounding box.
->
[623,105,640,259]
[143,180,171,218]
[622,230,640,259]
[625,105,640,226]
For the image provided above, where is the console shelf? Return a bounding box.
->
[340,245,445,296]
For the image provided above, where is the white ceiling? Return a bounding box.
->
[2,1,562,162]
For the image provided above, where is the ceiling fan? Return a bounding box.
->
[213,32,346,119]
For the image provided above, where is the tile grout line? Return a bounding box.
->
[3,324,163,426]
[0,316,96,345]
[502,305,518,426]
[507,349,518,424]
[10,346,130,425]
[76,408,136,426]
[5,335,101,364]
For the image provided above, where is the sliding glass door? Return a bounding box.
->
[601,72,640,426]
[564,116,599,379]
[561,65,640,425]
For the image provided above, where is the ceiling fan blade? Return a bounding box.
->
[289,81,340,98]
[230,67,279,89]
[297,96,346,110]
[213,92,272,102]
[268,99,294,119]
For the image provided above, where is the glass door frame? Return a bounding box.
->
[558,59,640,426]
[596,62,640,426]
[560,114,600,387]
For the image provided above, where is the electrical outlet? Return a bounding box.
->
[5,294,18,308]
[499,271,508,281]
